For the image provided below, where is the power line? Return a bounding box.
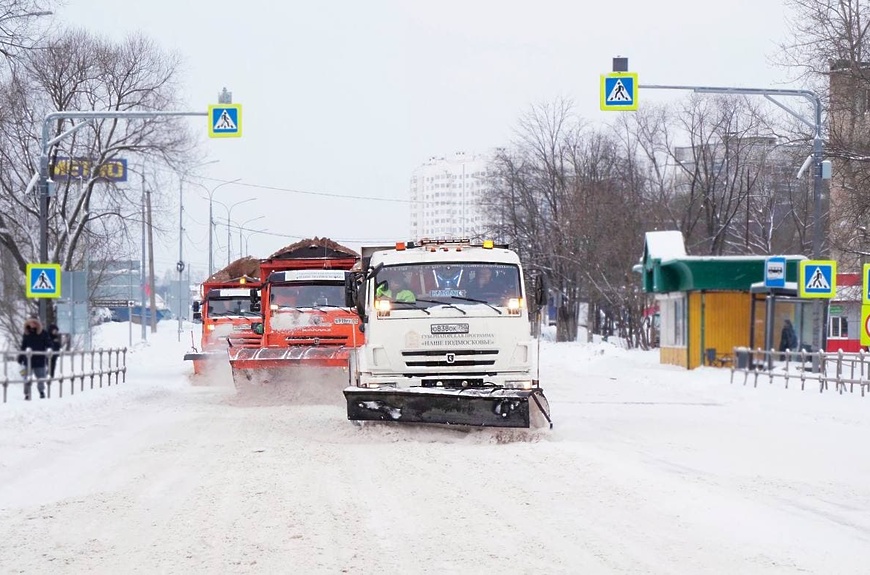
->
[197,176,411,204]
[220,226,398,244]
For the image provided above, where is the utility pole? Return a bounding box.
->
[140,172,147,342]
[127,266,133,347]
[178,178,185,342]
[146,186,158,334]
[82,176,92,350]
[208,195,214,277]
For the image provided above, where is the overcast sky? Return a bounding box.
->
[59,0,796,279]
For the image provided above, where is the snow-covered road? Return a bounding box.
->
[1,323,869,574]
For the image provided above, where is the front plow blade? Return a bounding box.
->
[344,387,552,429]
[229,347,352,405]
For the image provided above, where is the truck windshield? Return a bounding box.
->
[374,263,522,307]
[271,283,346,309]
[207,297,258,317]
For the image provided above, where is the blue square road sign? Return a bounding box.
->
[25,263,62,298]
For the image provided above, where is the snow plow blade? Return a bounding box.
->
[183,350,226,362]
[229,346,351,404]
[344,387,552,429]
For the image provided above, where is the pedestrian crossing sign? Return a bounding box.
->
[798,259,836,299]
[25,263,62,299]
[208,104,242,138]
[600,72,638,111]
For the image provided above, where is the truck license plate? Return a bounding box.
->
[430,323,469,334]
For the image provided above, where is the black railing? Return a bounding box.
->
[1,347,128,403]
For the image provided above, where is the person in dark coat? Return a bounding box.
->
[17,317,51,400]
[47,323,62,378]
[779,319,799,359]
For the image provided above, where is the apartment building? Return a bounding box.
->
[409,151,494,240]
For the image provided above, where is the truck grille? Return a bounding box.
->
[401,349,497,368]
[284,335,347,346]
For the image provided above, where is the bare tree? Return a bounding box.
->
[0,28,196,340]
[0,0,53,61]
[482,99,651,345]
[777,0,870,265]
[483,100,588,342]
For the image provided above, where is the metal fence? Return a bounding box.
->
[729,347,870,396]
[0,348,127,403]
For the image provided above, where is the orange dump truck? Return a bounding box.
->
[227,238,365,398]
[184,256,262,375]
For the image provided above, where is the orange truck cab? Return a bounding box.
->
[183,257,261,375]
[227,238,364,393]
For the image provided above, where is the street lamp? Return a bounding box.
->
[211,197,257,266]
[238,215,265,256]
[178,159,219,342]
[242,227,267,255]
[205,179,242,276]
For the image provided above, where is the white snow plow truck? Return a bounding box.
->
[343,239,552,429]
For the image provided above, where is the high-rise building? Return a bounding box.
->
[409,150,494,240]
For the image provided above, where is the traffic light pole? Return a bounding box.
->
[37,110,207,327]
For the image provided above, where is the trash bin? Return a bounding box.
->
[736,349,750,369]
[705,348,717,366]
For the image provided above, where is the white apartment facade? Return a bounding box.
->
[409,150,495,241]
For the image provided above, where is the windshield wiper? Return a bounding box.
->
[449,295,502,315]
[414,297,467,315]
[391,300,431,315]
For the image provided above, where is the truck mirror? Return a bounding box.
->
[357,277,368,321]
[191,301,200,313]
[344,272,357,308]
[192,311,202,322]
[533,273,548,307]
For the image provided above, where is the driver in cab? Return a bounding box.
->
[376,270,416,303]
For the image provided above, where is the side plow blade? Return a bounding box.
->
[183,350,226,362]
[344,387,552,429]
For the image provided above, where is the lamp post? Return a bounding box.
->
[177,160,219,342]
[242,227,266,255]
[212,197,257,266]
[205,179,242,276]
[238,216,265,256]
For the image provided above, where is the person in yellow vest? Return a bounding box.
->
[376,270,416,303]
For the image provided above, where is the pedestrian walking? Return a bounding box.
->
[17,317,51,400]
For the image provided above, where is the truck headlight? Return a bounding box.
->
[375,298,391,317]
[505,380,532,389]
